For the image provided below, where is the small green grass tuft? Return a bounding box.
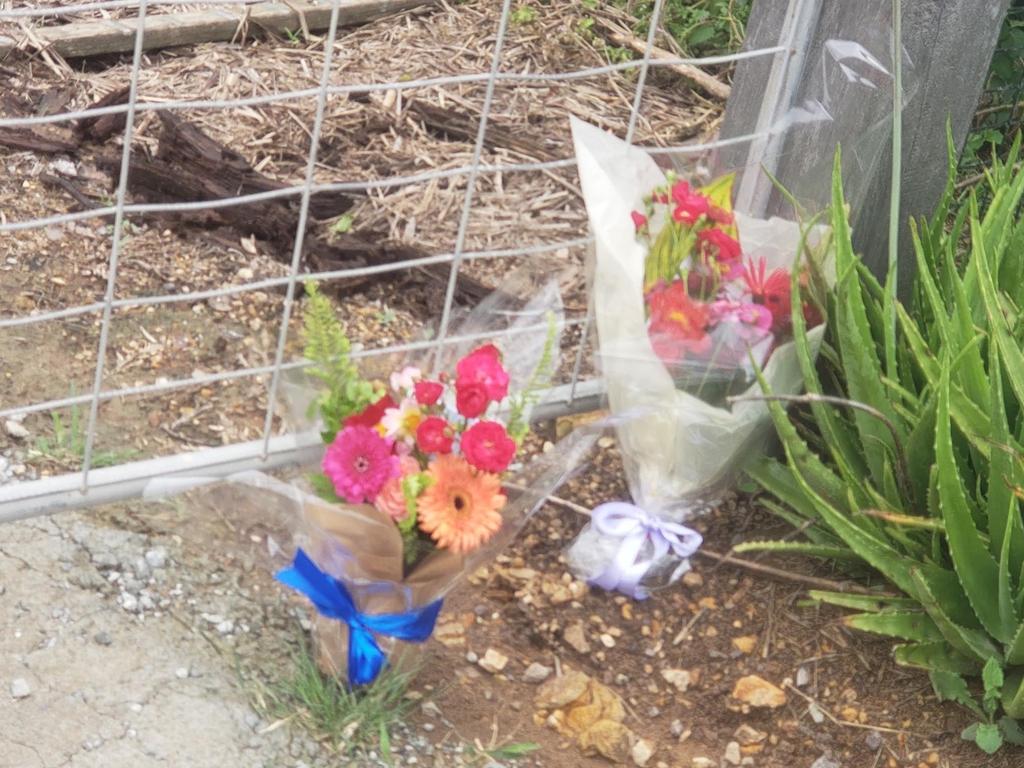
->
[31,402,138,469]
[264,646,418,756]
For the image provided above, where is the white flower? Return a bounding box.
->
[380,397,422,444]
[389,366,421,394]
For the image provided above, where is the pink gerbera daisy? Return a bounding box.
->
[322,425,399,504]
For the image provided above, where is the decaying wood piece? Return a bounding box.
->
[0,127,77,154]
[0,1,438,59]
[74,86,130,143]
[92,113,490,303]
[405,100,560,161]
[155,113,351,222]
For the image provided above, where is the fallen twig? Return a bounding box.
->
[590,18,731,101]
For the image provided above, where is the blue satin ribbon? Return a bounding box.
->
[588,502,703,600]
[275,548,443,686]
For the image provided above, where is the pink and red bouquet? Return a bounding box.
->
[634,173,823,389]
[316,342,529,562]
[259,279,581,685]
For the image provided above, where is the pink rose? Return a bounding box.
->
[455,381,489,419]
[455,344,509,402]
[461,420,516,474]
[414,380,444,406]
[416,416,454,454]
[631,211,648,232]
[374,456,421,521]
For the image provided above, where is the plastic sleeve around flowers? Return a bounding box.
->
[562,25,913,597]
[139,267,597,678]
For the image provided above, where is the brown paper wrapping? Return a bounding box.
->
[299,493,465,681]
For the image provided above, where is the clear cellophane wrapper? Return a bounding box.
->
[566,22,914,595]
[150,265,598,680]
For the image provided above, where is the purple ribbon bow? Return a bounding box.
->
[588,502,703,600]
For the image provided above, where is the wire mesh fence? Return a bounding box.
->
[0,0,794,519]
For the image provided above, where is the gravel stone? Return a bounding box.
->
[523,662,552,684]
[145,547,169,569]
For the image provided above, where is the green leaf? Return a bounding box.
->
[844,611,942,643]
[486,742,541,760]
[910,570,1001,663]
[1005,621,1024,665]
[309,472,343,504]
[936,363,1008,642]
[894,642,978,674]
[1003,672,1024,719]
[983,657,1005,717]
[330,213,355,234]
[999,716,1024,746]
[931,669,983,718]
[974,723,1004,754]
[733,541,856,560]
[808,590,920,613]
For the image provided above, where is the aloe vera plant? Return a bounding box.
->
[743,136,1024,752]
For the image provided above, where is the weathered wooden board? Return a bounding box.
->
[0,0,434,59]
[716,0,1009,292]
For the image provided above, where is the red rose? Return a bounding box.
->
[461,420,516,474]
[631,211,648,233]
[455,381,489,418]
[414,380,444,406]
[344,394,396,430]
[455,344,509,402]
[416,416,454,454]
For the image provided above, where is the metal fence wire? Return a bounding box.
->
[0,0,793,520]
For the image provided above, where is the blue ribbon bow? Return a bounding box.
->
[275,548,443,686]
[588,502,703,600]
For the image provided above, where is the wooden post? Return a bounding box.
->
[0,1,435,59]
[716,0,1010,292]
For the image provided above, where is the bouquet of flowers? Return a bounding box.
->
[566,117,833,598]
[632,170,824,394]
[262,274,594,685]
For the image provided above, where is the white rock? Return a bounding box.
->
[478,648,508,674]
[144,548,168,569]
[119,593,139,613]
[216,620,235,635]
[10,678,30,699]
[175,667,189,679]
[631,739,655,767]
[661,668,691,692]
[522,662,552,684]
[4,420,29,440]
[796,665,811,688]
[724,741,741,766]
[691,759,716,768]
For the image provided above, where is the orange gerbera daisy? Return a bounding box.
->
[417,454,505,555]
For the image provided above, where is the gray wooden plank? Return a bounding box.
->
[0,0,433,59]
[715,0,1009,292]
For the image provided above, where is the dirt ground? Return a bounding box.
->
[0,1,1019,767]
[2,448,1015,768]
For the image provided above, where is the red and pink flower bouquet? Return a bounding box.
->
[566,118,834,597]
[197,274,593,686]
